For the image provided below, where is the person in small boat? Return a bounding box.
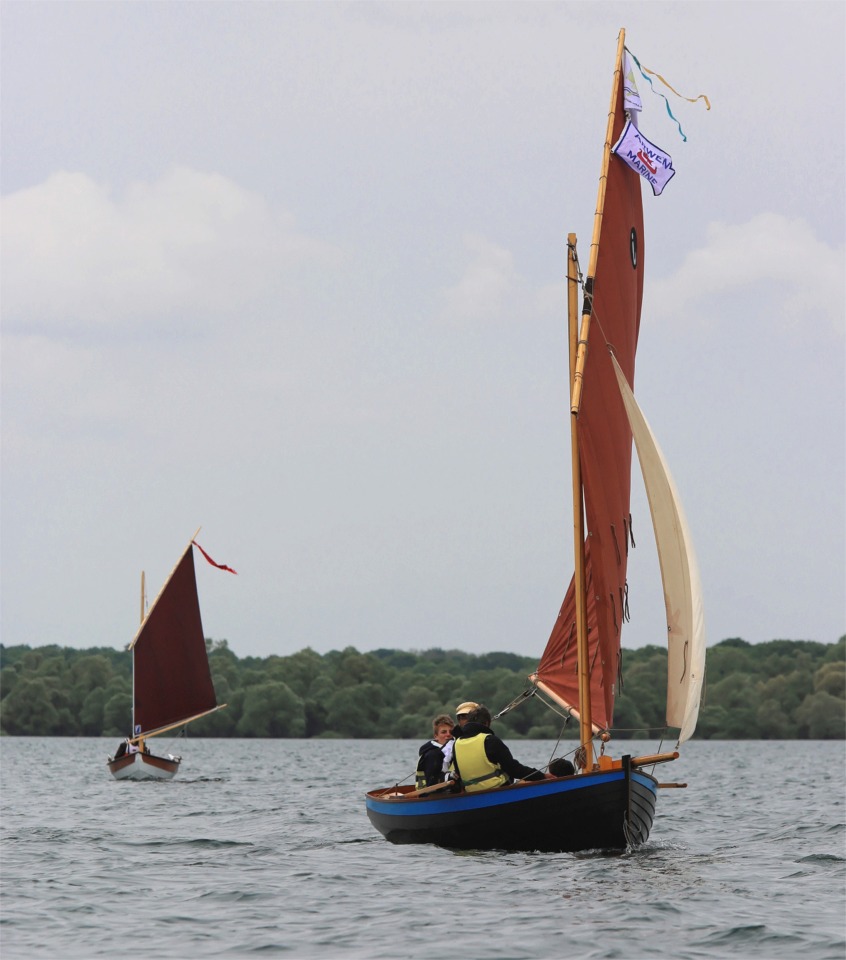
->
[452,705,553,792]
[113,738,138,759]
[416,714,455,789]
[549,757,575,777]
[449,700,478,743]
[443,701,479,766]
[454,701,479,731]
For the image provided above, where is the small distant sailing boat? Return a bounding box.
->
[366,30,706,852]
[107,532,234,781]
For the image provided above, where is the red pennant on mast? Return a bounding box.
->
[192,541,238,575]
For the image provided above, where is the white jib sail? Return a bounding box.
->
[611,354,706,744]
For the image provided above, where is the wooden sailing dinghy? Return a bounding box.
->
[366,30,706,852]
[107,533,230,781]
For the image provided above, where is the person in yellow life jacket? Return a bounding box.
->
[452,705,554,793]
[445,700,479,766]
[454,701,479,730]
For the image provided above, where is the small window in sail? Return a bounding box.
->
[630,228,638,269]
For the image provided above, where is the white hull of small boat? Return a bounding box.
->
[107,751,181,781]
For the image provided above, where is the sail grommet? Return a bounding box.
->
[629,227,638,268]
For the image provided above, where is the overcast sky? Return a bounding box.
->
[2,1,843,663]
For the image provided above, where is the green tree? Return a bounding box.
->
[1,637,844,740]
[813,662,845,698]
[822,636,846,663]
[696,704,731,739]
[399,685,440,715]
[325,682,385,737]
[329,648,390,689]
[80,688,108,735]
[706,641,753,683]
[268,648,326,699]
[1,664,20,698]
[704,674,760,737]
[1,678,61,734]
[236,682,305,737]
[795,692,846,738]
[102,690,131,736]
[193,698,238,737]
[303,674,335,738]
[755,698,794,739]
[68,655,115,728]
[615,648,666,733]
[392,712,431,739]
[611,694,649,739]
[757,672,811,715]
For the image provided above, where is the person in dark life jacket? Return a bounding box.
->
[452,705,555,793]
[112,738,139,759]
[415,714,455,789]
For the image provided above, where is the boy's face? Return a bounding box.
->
[434,724,452,745]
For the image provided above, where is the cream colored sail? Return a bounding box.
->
[611,353,705,744]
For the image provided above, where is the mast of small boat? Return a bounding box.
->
[567,234,592,769]
[572,28,626,413]
[140,571,146,625]
[134,570,146,751]
[570,29,628,770]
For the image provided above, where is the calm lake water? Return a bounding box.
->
[1,737,844,960]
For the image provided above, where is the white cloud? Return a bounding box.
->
[439,233,517,323]
[1,167,341,336]
[646,213,845,334]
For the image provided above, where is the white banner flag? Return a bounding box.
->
[623,50,643,125]
[612,120,676,196]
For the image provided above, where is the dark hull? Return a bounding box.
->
[366,761,657,853]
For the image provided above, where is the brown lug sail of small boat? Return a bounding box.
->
[366,29,707,852]
[107,530,234,781]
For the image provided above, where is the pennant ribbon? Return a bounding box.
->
[192,540,238,575]
[625,47,711,143]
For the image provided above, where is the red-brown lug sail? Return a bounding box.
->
[536,48,645,731]
[132,545,218,734]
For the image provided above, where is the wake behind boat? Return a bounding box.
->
[107,531,234,781]
[366,29,706,853]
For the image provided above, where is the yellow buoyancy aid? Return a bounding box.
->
[454,732,509,793]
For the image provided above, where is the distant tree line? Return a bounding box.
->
[0,636,843,740]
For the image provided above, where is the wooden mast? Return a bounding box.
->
[571,28,626,416]
[135,571,145,751]
[140,570,146,625]
[568,30,626,768]
[567,235,593,768]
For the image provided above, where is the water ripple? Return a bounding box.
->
[1,738,844,960]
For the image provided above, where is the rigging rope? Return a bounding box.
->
[492,687,536,721]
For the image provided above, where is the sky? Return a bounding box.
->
[1,1,843,663]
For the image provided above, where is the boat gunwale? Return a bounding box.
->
[366,767,657,816]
